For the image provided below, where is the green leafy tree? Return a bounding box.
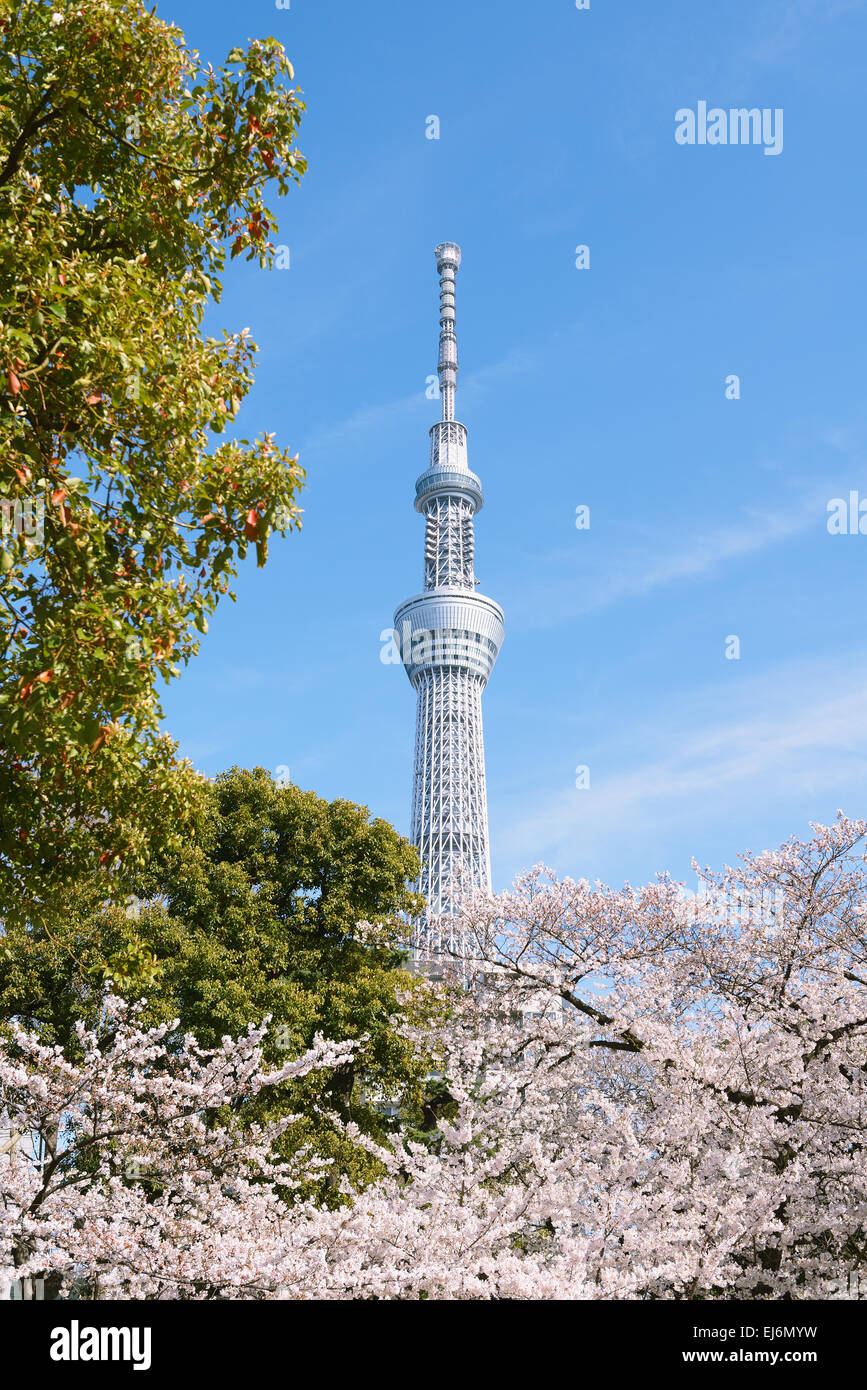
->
[0,768,443,1194]
[0,0,306,933]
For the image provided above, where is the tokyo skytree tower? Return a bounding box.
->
[394,244,504,940]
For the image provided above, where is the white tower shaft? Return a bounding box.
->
[394,244,504,946]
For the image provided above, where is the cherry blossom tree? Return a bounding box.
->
[423,811,867,1298]
[2,814,866,1299]
[0,1001,359,1298]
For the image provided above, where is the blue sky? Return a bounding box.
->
[159,0,867,892]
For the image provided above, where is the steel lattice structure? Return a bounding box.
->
[394,244,504,949]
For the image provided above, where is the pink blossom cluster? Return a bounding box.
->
[2,814,865,1299]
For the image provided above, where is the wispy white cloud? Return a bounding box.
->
[496,656,867,877]
[581,502,815,612]
[743,0,865,66]
[299,346,539,458]
[507,494,821,631]
[300,390,425,456]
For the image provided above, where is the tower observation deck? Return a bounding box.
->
[394,244,504,945]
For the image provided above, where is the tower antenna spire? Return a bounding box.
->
[435,241,461,423]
